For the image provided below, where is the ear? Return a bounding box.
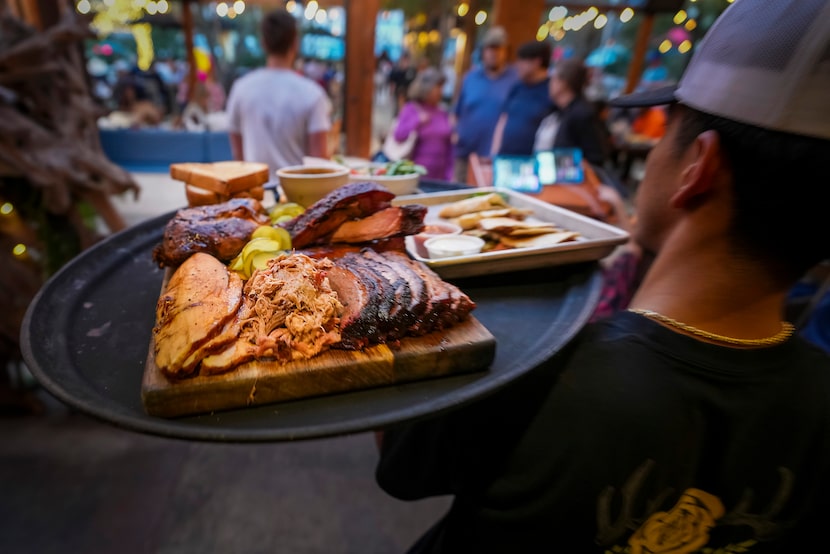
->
[669,130,723,209]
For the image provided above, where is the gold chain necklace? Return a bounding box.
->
[628,309,795,347]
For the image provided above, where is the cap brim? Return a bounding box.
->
[609,85,677,108]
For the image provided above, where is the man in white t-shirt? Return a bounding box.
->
[226,9,331,174]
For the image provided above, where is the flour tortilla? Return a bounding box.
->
[438,193,508,218]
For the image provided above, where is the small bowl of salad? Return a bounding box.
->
[346,159,427,196]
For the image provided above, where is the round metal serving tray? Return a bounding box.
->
[21,208,602,442]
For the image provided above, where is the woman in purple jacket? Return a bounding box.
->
[393,67,453,181]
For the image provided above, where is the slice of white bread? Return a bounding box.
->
[170,161,270,195]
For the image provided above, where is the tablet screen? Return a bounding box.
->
[492,156,542,193]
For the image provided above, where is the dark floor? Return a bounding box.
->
[0,388,450,554]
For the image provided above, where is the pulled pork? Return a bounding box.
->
[237,253,343,363]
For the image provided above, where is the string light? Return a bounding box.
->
[685,19,697,31]
[0,202,12,216]
[620,7,634,22]
[12,244,27,257]
[678,40,692,53]
[549,6,567,21]
[658,39,672,53]
[457,2,469,17]
[233,0,245,14]
[594,14,608,29]
[304,0,318,20]
[673,10,687,24]
[474,10,487,25]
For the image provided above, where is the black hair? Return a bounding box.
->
[261,9,297,56]
[554,58,588,94]
[516,41,551,69]
[673,105,830,282]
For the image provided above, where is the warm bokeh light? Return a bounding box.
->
[77,0,91,14]
[536,24,549,42]
[157,0,168,13]
[12,244,26,257]
[315,8,327,23]
[585,7,598,20]
[673,10,687,24]
[216,2,228,17]
[658,39,672,53]
[620,7,634,22]
[234,0,245,14]
[145,1,157,15]
[549,6,567,21]
[474,10,487,25]
[457,2,469,17]
[594,14,607,29]
[563,16,573,31]
[685,19,697,31]
[286,0,296,13]
[678,40,692,54]
[552,29,565,41]
[0,202,13,216]
[304,0,318,20]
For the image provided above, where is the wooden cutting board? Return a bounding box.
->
[141,316,496,418]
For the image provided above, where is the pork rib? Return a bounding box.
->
[283,182,395,248]
[329,205,426,244]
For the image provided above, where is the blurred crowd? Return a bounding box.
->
[91,54,343,135]
[88,20,668,194]
[376,26,671,187]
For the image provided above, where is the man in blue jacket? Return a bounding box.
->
[451,27,518,184]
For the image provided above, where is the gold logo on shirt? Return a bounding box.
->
[628,488,725,554]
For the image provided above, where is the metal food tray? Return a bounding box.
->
[394,187,630,279]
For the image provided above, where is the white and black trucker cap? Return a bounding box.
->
[610,0,830,140]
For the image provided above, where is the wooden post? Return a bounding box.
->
[492,0,545,61]
[344,0,379,158]
[182,0,198,106]
[624,12,654,94]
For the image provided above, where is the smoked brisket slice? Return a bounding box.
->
[344,252,413,343]
[326,263,381,350]
[394,255,477,335]
[283,182,395,249]
[335,253,400,346]
[361,250,429,323]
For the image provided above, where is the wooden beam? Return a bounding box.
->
[624,12,654,93]
[492,0,545,61]
[182,0,198,106]
[343,0,379,158]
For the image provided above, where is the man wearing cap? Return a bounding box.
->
[375,0,830,551]
[451,26,518,183]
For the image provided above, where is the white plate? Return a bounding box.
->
[394,188,630,279]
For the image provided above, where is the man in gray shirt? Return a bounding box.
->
[227,9,331,174]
